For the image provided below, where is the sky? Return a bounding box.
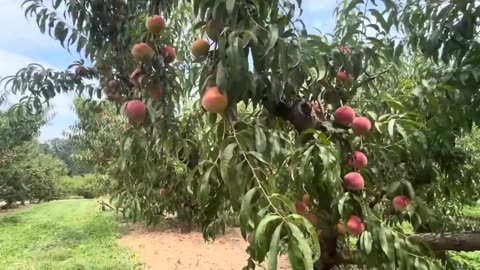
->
[0,0,338,142]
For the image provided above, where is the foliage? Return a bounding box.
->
[58,174,106,199]
[41,138,93,175]
[0,199,142,269]
[0,109,67,205]
[4,0,480,269]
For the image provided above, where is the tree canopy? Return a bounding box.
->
[3,0,480,269]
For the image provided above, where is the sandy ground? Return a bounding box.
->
[118,223,291,270]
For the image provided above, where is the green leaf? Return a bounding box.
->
[386,181,401,196]
[255,125,267,152]
[255,214,282,262]
[378,228,393,260]
[287,223,313,270]
[360,231,373,254]
[265,24,278,55]
[226,0,235,16]
[198,165,213,207]
[388,119,396,140]
[267,223,283,270]
[220,143,236,183]
[240,187,260,239]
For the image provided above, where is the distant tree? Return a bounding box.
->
[42,137,92,175]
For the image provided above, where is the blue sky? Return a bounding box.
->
[0,0,337,142]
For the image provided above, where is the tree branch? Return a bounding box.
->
[410,231,480,252]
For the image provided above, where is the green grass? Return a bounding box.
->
[0,199,142,270]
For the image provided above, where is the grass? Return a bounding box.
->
[0,199,142,270]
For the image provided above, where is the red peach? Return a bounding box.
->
[159,188,168,197]
[161,46,176,64]
[343,172,365,191]
[352,117,372,135]
[348,151,368,169]
[295,201,309,213]
[201,86,228,113]
[146,15,165,34]
[131,43,154,62]
[337,71,353,83]
[124,100,147,122]
[150,85,162,101]
[304,212,318,226]
[392,195,411,212]
[347,215,365,236]
[334,106,355,126]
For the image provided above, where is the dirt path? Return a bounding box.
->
[118,223,291,270]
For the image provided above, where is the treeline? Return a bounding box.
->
[0,107,100,209]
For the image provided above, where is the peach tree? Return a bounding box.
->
[3,0,480,269]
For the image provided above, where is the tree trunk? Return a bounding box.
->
[411,231,480,252]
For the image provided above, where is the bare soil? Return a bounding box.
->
[0,203,32,218]
[118,220,291,270]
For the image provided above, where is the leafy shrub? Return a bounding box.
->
[58,174,105,199]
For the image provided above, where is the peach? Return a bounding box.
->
[352,117,372,135]
[149,85,162,101]
[336,223,347,235]
[161,46,176,64]
[159,188,168,197]
[304,212,318,226]
[75,66,89,77]
[312,101,324,118]
[131,43,154,62]
[295,201,309,213]
[206,18,224,42]
[347,215,365,236]
[348,151,368,169]
[337,71,353,83]
[334,106,355,126]
[146,15,165,34]
[302,193,310,204]
[108,80,119,90]
[392,195,410,212]
[191,39,210,59]
[343,172,365,191]
[201,86,228,113]
[124,100,147,122]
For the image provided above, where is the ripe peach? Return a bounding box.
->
[336,223,347,235]
[161,46,176,64]
[131,43,154,62]
[352,117,372,135]
[304,212,318,226]
[146,15,165,34]
[159,188,168,197]
[206,18,224,42]
[392,195,410,212]
[201,86,228,113]
[348,151,368,169]
[346,215,365,236]
[312,101,324,119]
[124,100,147,122]
[334,106,355,126]
[191,39,210,59]
[302,193,310,204]
[149,85,162,101]
[295,201,309,213]
[343,172,365,191]
[337,71,353,83]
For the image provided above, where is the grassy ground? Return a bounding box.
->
[0,199,142,270]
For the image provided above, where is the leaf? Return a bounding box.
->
[287,223,313,270]
[255,214,282,262]
[220,143,237,183]
[388,119,396,139]
[255,125,267,152]
[378,227,393,260]
[240,187,260,239]
[386,181,401,196]
[265,24,279,55]
[226,0,235,16]
[198,165,213,207]
[360,231,373,254]
[267,223,283,270]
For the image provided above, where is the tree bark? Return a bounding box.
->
[410,231,480,252]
